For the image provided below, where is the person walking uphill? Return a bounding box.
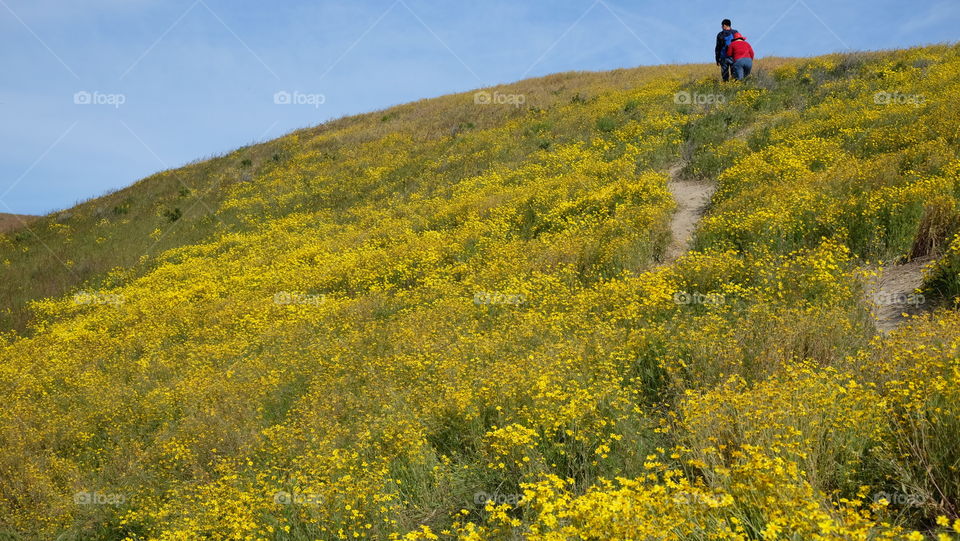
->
[715,19,738,82]
[726,32,755,80]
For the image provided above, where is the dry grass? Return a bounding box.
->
[0,213,36,234]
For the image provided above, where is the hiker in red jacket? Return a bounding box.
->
[726,32,755,80]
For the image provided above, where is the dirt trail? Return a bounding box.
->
[663,162,715,264]
[661,160,934,334]
[865,256,935,333]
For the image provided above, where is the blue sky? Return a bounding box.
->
[1,0,958,215]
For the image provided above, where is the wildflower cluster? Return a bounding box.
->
[1,46,960,540]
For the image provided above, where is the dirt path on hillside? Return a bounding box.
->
[661,160,934,334]
[865,256,936,333]
[663,162,715,264]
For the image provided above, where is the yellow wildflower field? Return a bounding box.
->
[1,46,960,539]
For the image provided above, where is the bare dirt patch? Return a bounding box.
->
[865,256,936,333]
[663,163,715,264]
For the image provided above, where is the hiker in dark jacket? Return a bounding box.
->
[726,32,755,80]
[715,19,738,82]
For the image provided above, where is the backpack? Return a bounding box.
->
[722,29,738,57]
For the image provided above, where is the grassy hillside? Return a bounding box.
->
[1,46,960,540]
[0,65,700,333]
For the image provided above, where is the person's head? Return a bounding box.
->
[722,19,732,30]
[732,32,745,41]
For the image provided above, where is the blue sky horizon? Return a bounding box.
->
[2,0,958,215]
